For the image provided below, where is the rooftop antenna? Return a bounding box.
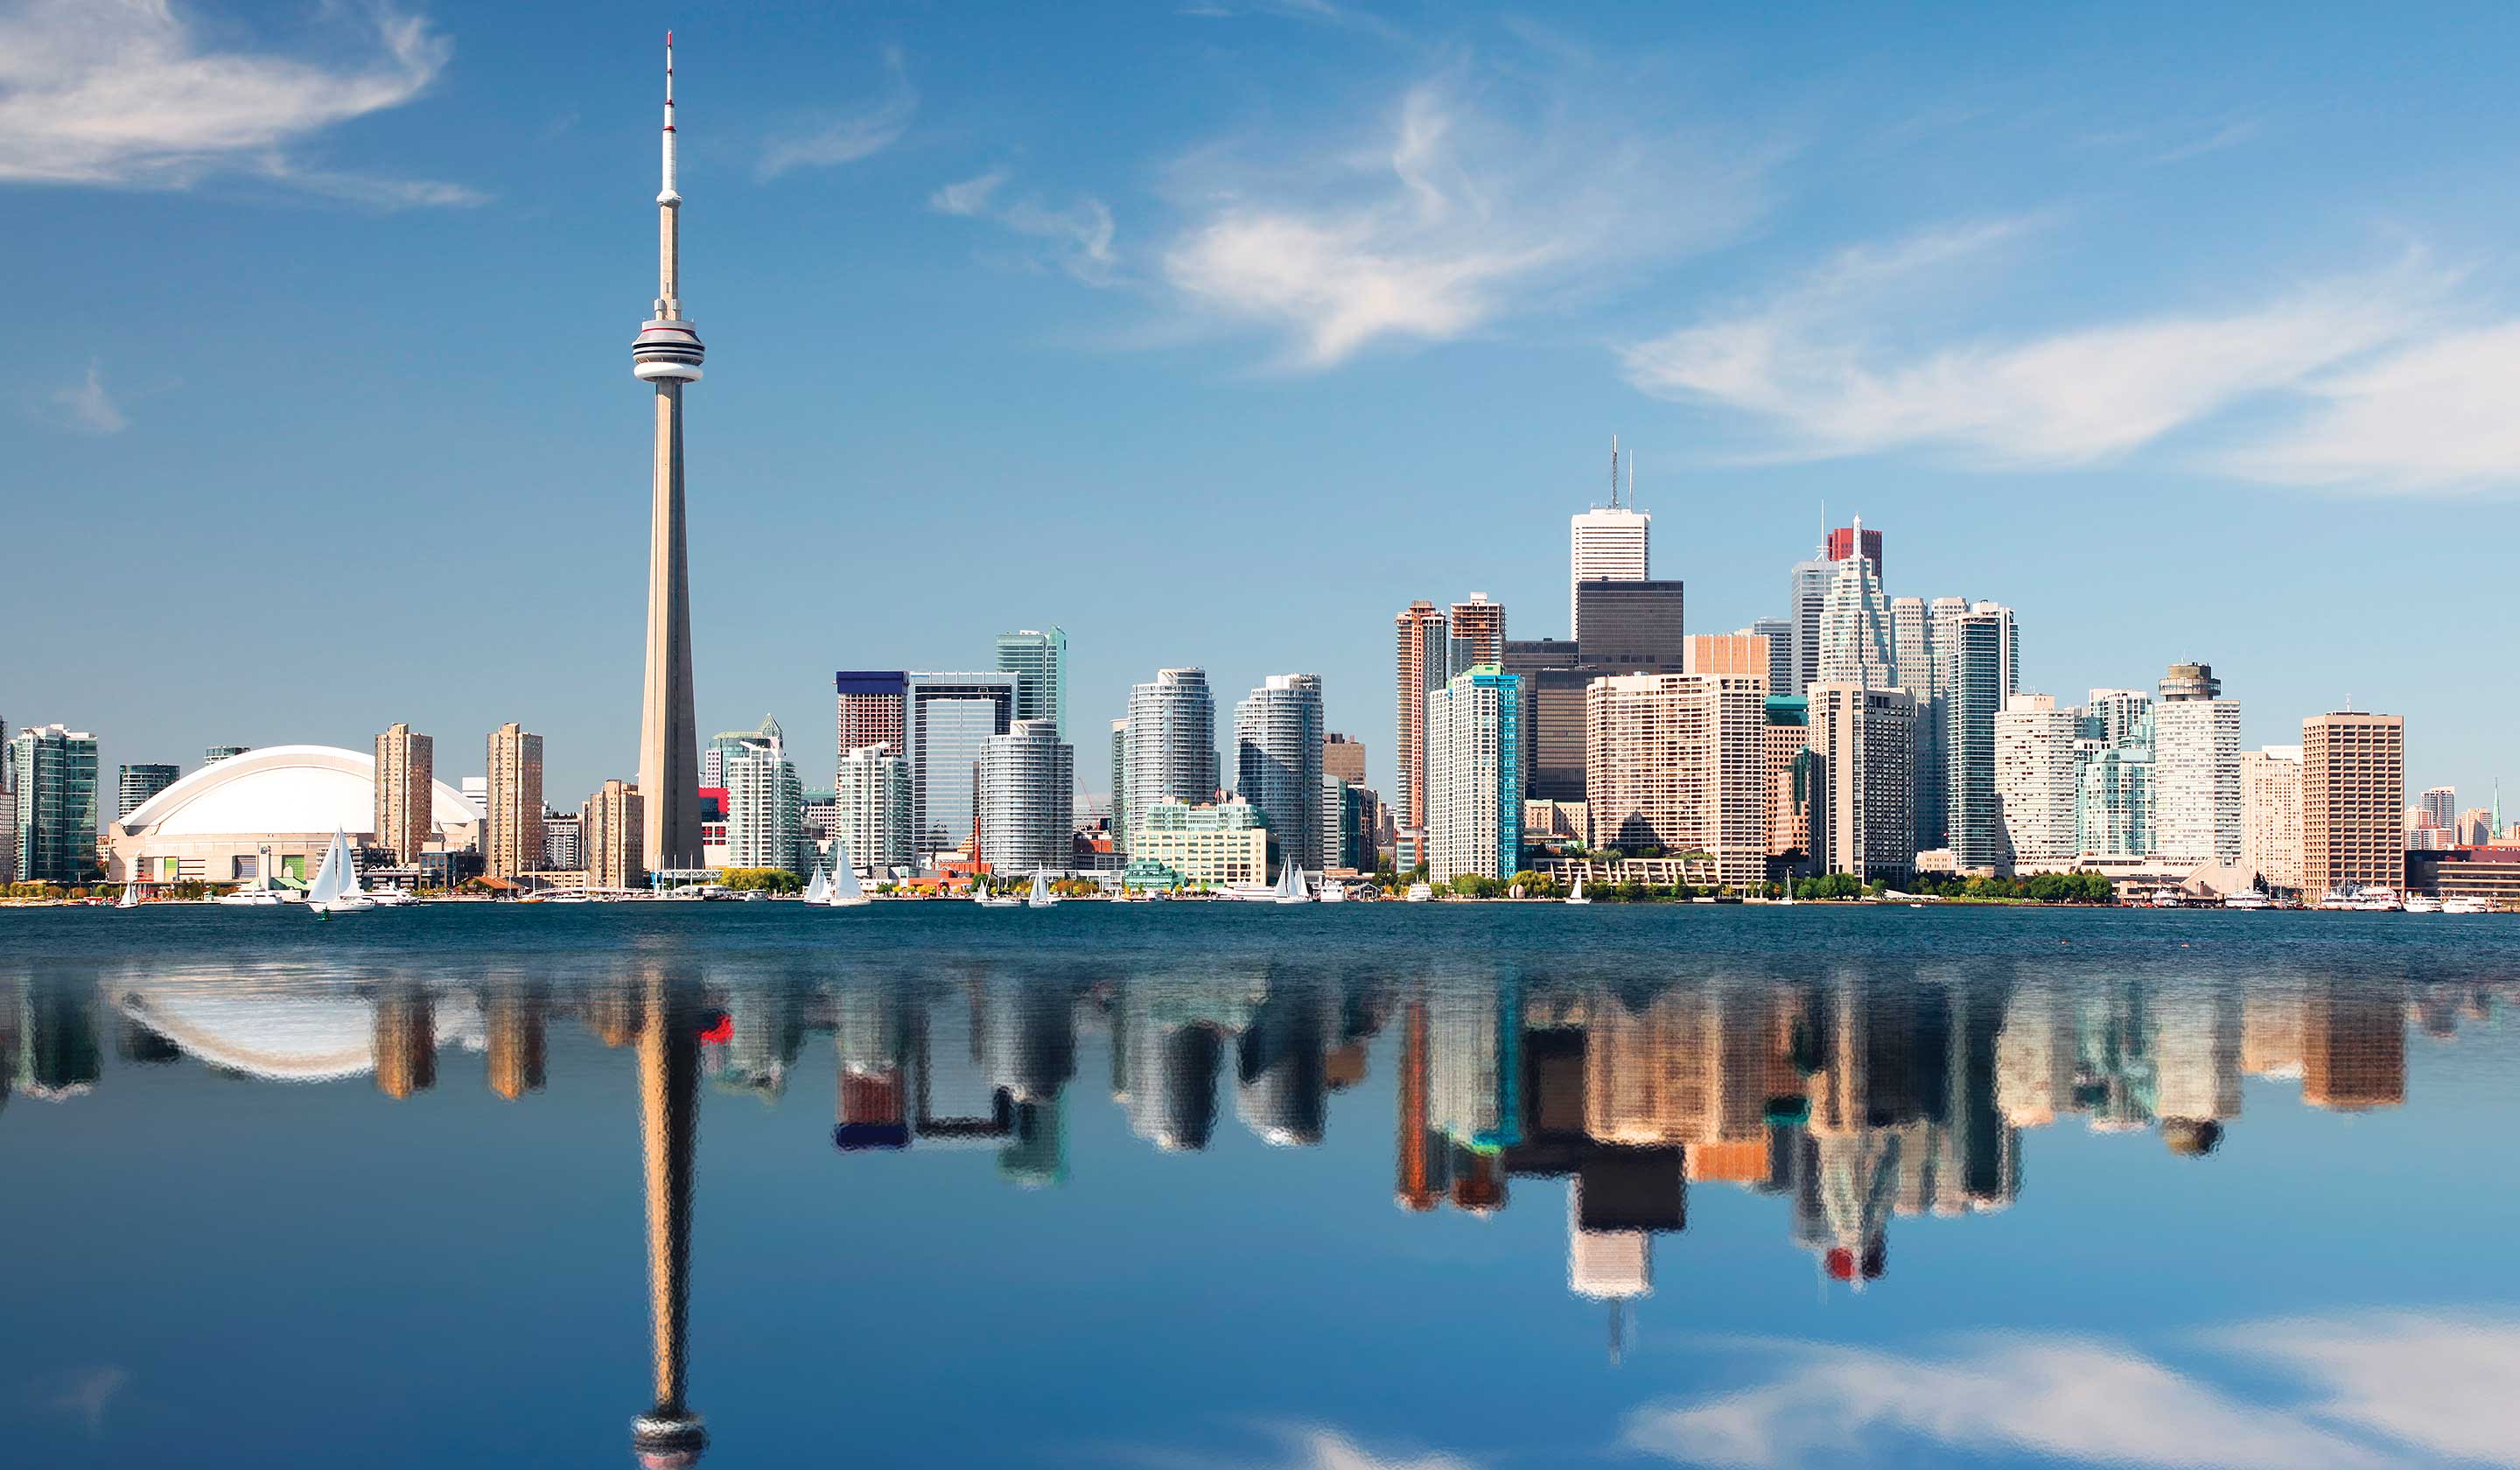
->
[1628,450,1635,508]
[1609,435,1621,508]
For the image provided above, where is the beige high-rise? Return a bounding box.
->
[373,723,434,864]
[486,723,546,881]
[2240,746,2304,892]
[1682,633,1770,678]
[2301,712,2404,899]
[584,779,647,892]
[1585,671,1770,890]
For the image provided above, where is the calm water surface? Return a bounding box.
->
[4,904,2517,1468]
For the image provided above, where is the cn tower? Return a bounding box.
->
[633,32,705,874]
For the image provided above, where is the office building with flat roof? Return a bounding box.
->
[2303,711,2404,899]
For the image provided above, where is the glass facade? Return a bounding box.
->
[11,725,100,885]
[909,678,1015,858]
[993,628,1068,743]
[1235,674,1323,878]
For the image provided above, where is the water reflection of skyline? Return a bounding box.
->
[2,956,2508,1465]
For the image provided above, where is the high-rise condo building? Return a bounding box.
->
[907,672,1018,858]
[1786,551,1836,697]
[2077,712,2154,859]
[372,723,433,864]
[2302,711,2405,899]
[1994,694,2078,872]
[837,743,912,877]
[1395,601,1451,836]
[1944,602,2020,872]
[2152,662,2241,866]
[1585,672,1770,890]
[1425,665,1522,884]
[976,718,1074,875]
[202,745,250,766]
[1889,597,1942,846]
[1125,668,1217,836]
[485,723,545,881]
[1320,774,1368,872]
[1108,718,1129,855]
[116,763,179,821]
[1816,520,1897,690]
[1449,595,1507,670]
[1576,580,1688,672]
[0,723,16,886]
[1804,683,1915,884]
[542,811,584,871]
[719,716,804,874]
[2082,689,2152,746]
[1235,674,1324,878]
[10,724,98,884]
[834,671,909,758]
[2418,785,2457,831]
[994,627,1069,742]
[2241,746,2304,892]
[582,779,645,893]
[1324,732,1367,787]
[1570,438,1648,639]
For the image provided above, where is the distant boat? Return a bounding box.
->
[1565,874,1591,906]
[2403,892,2443,914]
[1274,863,1311,905]
[2443,895,2489,914]
[1404,882,1434,903]
[217,846,288,906]
[2351,886,2404,912]
[802,864,832,904]
[1317,879,1348,904]
[305,830,377,916]
[2222,889,2272,910]
[115,881,139,910]
[975,878,1023,908]
[1026,872,1060,908]
[824,849,870,907]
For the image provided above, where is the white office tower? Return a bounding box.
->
[838,743,913,877]
[1425,668,1520,885]
[722,718,805,874]
[1125,668,1218,835]
[1805,682,1917,883]
[1815,519,1897,690]
[2152,662,2241,865]
[2240,746,2304,892]
[976,718,1074,875]
[1234,674,1325,879]
[1891,597,1941,845]
[1786,553,1836,696]
[1995,694,2079,872]
[1943,602,2020,872]
[1571,438,1649,639]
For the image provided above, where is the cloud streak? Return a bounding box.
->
[0,0,472,205]
[758,46,917,179]
[55,360,129,434]
[932,167,1118,285]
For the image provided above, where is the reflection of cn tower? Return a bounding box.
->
[631,973,707,1467]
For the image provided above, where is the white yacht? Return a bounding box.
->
[1565,874,1591,906]
[305,830,377,917]
[2314,888,2358,911]
[2222,889,2272,911]
[974,881,1023,908]
[2403,892,2443,914]
[1317,879,1348,904]
[1404,882,1434,903]
[2442,896,2490,915]
[115,882,140,910]
[216,845,289,906]
[1026,872,1060,908]
[2351,886,2404,912]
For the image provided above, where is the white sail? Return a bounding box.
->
[307,830,349,906]
[116,881,139,908]
[1289,865,1309,899]
[1026,871,1057,907]
[804,865,830,904]
[831,848,866,903]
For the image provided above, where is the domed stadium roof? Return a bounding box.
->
[116,744,477,837]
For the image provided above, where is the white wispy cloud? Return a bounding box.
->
[1620,222,2453,467]
[757,46,917,180]
[2211,322,2520,493]
[932,167,1119,285]
[1159,60,1777,368]
[0,0,473,206]
[2228,1312,2520,1464]
[55,360,129,434]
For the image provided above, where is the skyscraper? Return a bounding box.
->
[1745,618,1794,692]
[1825,524,1884,580]
[1804,683,1915,884]
[1683,633,1770,677]
[719,717,804,874]
[2302,711,2405,900]
[486,723,545,881]
[2152,662,2241,866]
[1107,718,1129,856]
[1585,672,1770,889]
[1575,580,1687,671]
[2078,713,2154,859]
[1394,601,1450,839]
[116,763,178,821]
[907,673,1018,858]
[2418,785,2457,831]
[1323,732,1367,787]
[1816,519,1897,690]
[201,745,250,766]
[2082,689,2152,746]
[1944,602,2019,872]
[2241,746,2304,892]
[1124,668,1217,842]
[1786,550,1837,697]
[1425,665,1522,884]
[1995,694,2078,872]
[0,719,16,885]
[1234,674,1324,878]
[834,671,909,760]
[1889,597,1942,846]
[976,718,1074,875]
[372,723,433,864]
[633,35,708,877]
[836,743,912,877]
[9,725,98,885]
[583,779,646,892]
[1449,595,1507,669]
[1571,438,1649,638]
[994,627,1069,742]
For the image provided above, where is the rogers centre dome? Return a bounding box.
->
[110,745,480,886]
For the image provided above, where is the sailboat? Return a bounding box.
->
[305,830,377,916]
[1565,873,1591,906]
[1026,871,1060,908]
[974,872,1023,907]
[115,880,140,909]
[1274,863,1311,905]
[802,864,831,904]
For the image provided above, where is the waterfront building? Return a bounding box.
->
[1108,718,1129,857]
[1395,600,1450,837]
[1584,672,1770,890]
[1571,439,1648,638]
[1815,519,1896,689]
[582,778,644,892]
[2152,663,2241,866]
[202,746,250,766]
[994,627,1069,741]
[1129,799,1267,888]
[2077,715,2154,859]
[837,743,913,877]
[485,723,545,881]
[1235,674,1324,878]
[834,670,909,759]
[1803,682,1915,884]
[116,763,179,821]
[908,672,1018,858]
[976,719,1074,875]
[1324,732,1367,787]
[1125,667,1216,842]
[1450,594,1507,670]
[1425,665,1522,885]
[542,811,584,871]
[1765,696,1816,868]
[1944,603,2020,872]
[2302,711,2405,899]
[1995,694,2078,872]
[1575,580,1687,673]
[0,737,15,885]
[10,725,99,884]
[1320,774,1371,872]
[720,717,804,875]
[109,745,478,886]
[2242,746,2304,892]
[372,723,433,864]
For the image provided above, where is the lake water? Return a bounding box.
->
[4,904,2516,1468]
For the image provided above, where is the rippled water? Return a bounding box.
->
[4,904,2516,1468]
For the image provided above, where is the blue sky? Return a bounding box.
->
[11,0,2520,807]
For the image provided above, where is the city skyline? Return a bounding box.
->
[12,4,2520,808]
